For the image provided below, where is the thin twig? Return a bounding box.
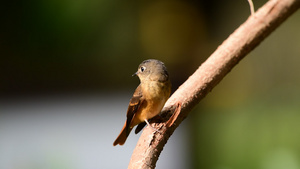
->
[248,0,255,15]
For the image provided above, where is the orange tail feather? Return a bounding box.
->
[113,123,132,146]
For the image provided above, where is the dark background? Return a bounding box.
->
[1,0,300,168]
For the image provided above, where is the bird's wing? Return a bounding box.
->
[125,85,144,133]
[135,121,146,134]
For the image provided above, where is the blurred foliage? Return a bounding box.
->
[1,0,141,94]
[1,0,300,168]
[192,100,300,169]
[1,0,207,95]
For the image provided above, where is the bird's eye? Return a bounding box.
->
[140,66,146,72]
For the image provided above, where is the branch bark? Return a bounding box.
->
[129,0,300,168]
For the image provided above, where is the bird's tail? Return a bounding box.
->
[113,123,132,146]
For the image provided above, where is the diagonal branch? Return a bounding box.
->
[129,0,300,168]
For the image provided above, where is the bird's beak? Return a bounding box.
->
[132,72,138,76]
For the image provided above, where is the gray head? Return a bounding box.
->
[133,59,169,82]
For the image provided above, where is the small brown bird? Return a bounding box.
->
[113,59,171,146]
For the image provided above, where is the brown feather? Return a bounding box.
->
[113,85,144,146]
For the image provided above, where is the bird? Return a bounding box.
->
[113,59,172,146]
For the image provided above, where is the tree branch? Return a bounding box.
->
[128,0,300,168]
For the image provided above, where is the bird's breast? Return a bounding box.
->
[143,80,171,100]
[133,80,171,122]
